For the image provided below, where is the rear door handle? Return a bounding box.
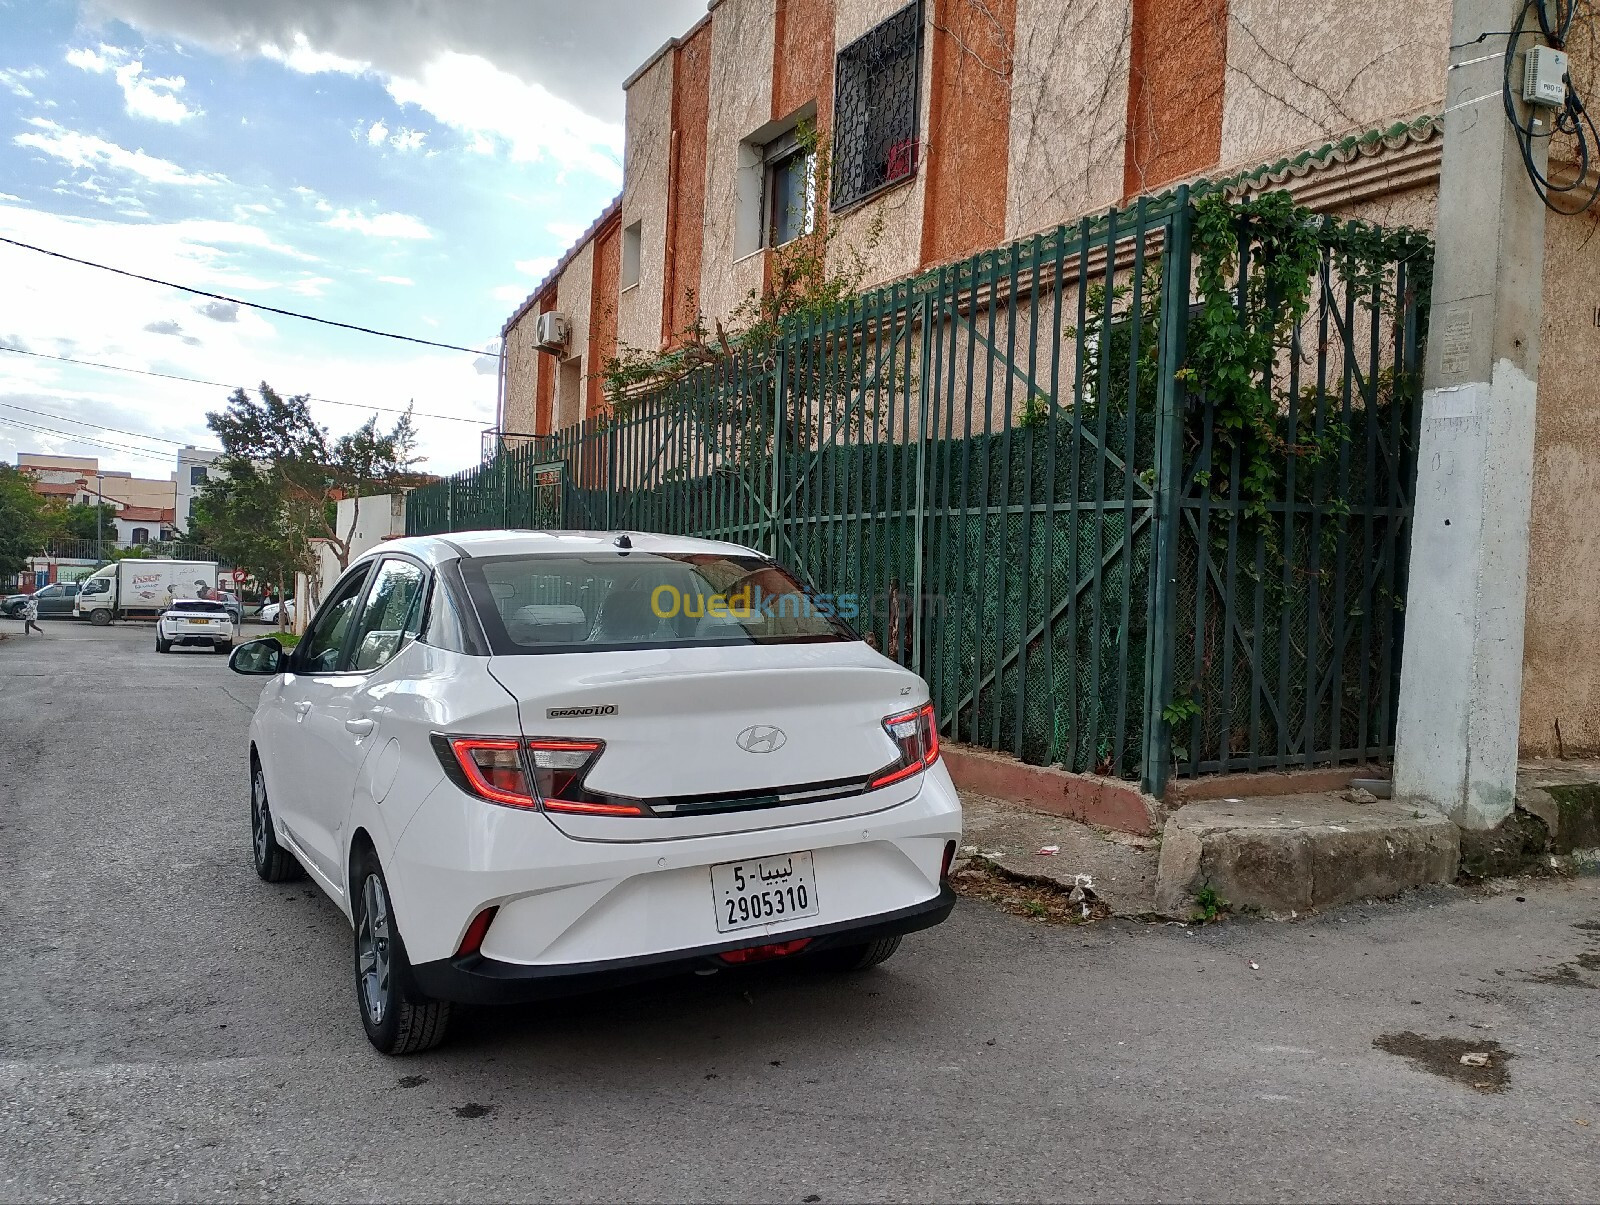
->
[344,718,376,737]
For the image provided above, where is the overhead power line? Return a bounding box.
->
[0,235,501,357]
[0,344,488,426]
[1,414,191,462]
[0,400,199,448]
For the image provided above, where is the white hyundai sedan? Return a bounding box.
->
[229,530,961,1054]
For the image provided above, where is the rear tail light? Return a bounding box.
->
[444,738,535,808]
[526,739,642,816]
[432,734,643,816]
[870,703,940,790]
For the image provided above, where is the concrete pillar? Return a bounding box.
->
[1393,0,1549,829]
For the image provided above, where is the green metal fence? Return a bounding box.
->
[410,190,1429,794]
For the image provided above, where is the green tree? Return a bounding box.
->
[0,465,51,579]
[55,502,119,543]
[203,382,423,576]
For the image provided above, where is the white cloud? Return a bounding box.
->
[0,67,45,99]
[546,220,584,243]
[66,43,199,123]
[323,209,433,240]
[285,275,335,297]
[376,275,414,286]
[514,255,557,279]
[360,120,426,153]
[385,53,621,181]
[14,118,226,187]
[490,283,530,303]
[257,32,367,77]
[233,38,621,181]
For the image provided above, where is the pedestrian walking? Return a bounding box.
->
[20,593,42,635]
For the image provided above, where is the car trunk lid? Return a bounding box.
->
[487,642,928,841]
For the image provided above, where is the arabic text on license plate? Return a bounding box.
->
[711,851,819,933]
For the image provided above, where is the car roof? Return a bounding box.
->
[168,598,226,607]
[356,530,766,569]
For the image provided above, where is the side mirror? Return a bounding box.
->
[229,636,286,676]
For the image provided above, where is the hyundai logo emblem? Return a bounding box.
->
[736,724,787,754]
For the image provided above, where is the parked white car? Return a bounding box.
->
[229,530,961,1054]
[258,599,295,624]
[157,598,235,654]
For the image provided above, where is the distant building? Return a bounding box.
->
[12,451,179,541]
[175,445,222,533]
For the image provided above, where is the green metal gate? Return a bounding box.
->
[410,189,1429,794]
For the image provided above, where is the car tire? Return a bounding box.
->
[352,852,451,1056]
[88,609,112,627]
[820,935,902,971]
[156,635,171,653]
[251,763,303,883]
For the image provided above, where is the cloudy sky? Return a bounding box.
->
[0,0,702,487]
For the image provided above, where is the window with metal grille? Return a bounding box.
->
[830,0,923,212]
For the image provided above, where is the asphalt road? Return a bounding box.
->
[2,621,1598,1203]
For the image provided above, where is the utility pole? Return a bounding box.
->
[96,476,104,562]
[1393,0,1550,829]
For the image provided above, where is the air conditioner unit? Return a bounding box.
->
[535,311,571,353]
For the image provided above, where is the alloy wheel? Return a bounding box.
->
[357,873,392,1026]
[251,770,270,868]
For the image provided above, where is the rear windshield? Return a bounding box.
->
[168,600,228,613]
[460,553,858,654]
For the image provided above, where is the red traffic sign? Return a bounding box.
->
[231,568,249,584]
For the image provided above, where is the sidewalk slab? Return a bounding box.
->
[1155,794,1459,917]
[957,793,1160,916]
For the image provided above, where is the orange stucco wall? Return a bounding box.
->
[1123,0,1229,198]
[587,215,622,420]
[664,22,712,347]
[534,293,556,436]
[921,0,1016,266]
[773,0,835,123]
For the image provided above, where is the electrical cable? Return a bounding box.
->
[1501,0,1600,214]
[1,415,191,461]
[0,344,489,426]
[0,400,198,447]
[0,235,501,357]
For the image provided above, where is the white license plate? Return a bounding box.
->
[711,851,819,933]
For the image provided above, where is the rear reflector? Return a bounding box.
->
[717,938,812,964]
[455,906,499,957]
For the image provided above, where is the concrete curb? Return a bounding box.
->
[941,744,1160,835]
[1154,796,1460,916]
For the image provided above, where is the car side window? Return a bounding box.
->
[349,558,428,673]
[297,567,372,674]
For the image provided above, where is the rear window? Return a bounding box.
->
[168,600,228,613]
[460,553,858,655]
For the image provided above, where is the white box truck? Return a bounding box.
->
[75,560,220,626]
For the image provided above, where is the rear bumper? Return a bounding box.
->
[410,885,956,1004]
